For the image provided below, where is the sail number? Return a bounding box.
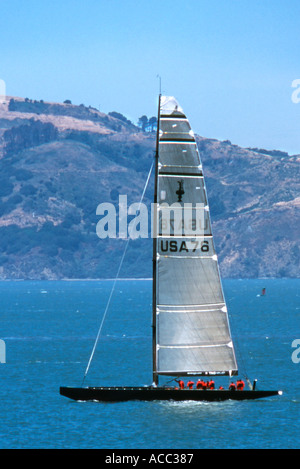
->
[160,240,209,253]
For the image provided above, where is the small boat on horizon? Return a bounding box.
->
[257,287,266,297]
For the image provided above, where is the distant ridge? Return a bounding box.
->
[0,96,299,279]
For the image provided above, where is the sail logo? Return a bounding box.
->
[291,79,300,103]
[0,340,6,364]
[291,339,300,364]
[96,196,206,239]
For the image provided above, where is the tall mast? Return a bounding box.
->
[152,93,161,386]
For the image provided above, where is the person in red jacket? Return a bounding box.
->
[176,379,185,390]
[208,379,215,390]
[179,380,185,390]
[203,380,209,390]
[196,379,203,389]
[229,381,236,391]
[237,379,245,391]
[186,380,194,389]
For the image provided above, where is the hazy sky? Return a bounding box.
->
[1,0,300,153]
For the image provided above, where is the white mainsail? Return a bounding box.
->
[153,96,238,379]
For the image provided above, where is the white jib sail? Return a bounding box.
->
[155,96,238,376]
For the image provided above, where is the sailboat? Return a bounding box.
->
[60,96,281,402]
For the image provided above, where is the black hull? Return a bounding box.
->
[60,386,280,402]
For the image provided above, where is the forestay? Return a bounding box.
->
[154,96,238,377]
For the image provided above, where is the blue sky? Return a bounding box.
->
[1,0,300,153]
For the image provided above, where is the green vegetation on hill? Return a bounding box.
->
[0,97,299,279]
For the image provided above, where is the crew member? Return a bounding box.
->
[208,379,215,390]
[229,381,236,391]
[176,379,185,390]
[187,380,194,389]
[196,379,203,389]
[237,379,245,391]
[202,380,208,390]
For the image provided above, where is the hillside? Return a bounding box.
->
[0,96,299,279]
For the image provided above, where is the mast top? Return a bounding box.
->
[157,75,162,96]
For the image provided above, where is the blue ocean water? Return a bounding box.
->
[0,278,299,449]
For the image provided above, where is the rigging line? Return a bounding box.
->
[81,160,154,386]
[232,330,251,385]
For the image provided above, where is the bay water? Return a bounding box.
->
[0,279,299,449]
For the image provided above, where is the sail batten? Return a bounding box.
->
[159,343,233,349]
[154,96,238,379]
